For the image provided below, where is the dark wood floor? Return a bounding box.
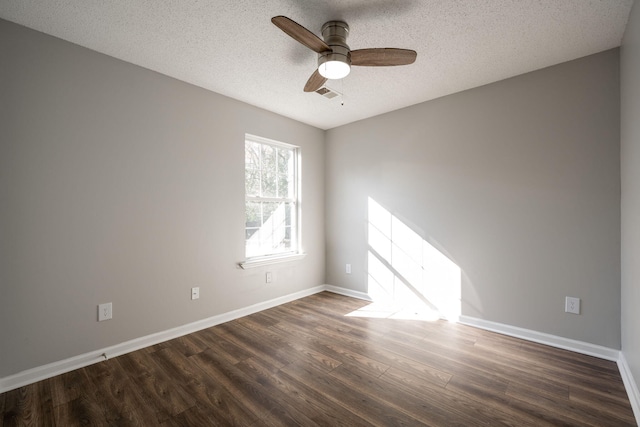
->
[1,292,636,426]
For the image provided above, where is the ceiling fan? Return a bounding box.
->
[272,16,417,93]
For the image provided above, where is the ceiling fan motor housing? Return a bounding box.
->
[318,21,351,77]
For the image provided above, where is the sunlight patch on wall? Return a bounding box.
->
[347,197,461,321]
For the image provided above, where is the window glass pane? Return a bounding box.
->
[245,201,262,229]
[245,141,261,197]
[278,174,289,198]
[262,170,277,198]
[262,144,276,173]
[277,148,291,175]
[261,202,288,253]
[245,168,260,196]
[284,202,291,223]
[246,229,261,258]
[245,141,260,168]
[246,228,259,240]
[262,202,284,226]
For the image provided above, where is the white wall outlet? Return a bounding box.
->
[266,272,272,283]
[565,296,580,314]
[191,287,200,300]
[98,303,112,321]
[346,264,352,274]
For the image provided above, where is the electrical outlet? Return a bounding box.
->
[191,287,200,300]
[565,297,580,314]
[266,272,272,283]
[98,303,112,321]
[346,264,352,274]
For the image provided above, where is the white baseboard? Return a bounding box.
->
[618,352,640,423]
[459,315,620,361]
[322,285,373,302]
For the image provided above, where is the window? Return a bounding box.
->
[244,135,300,261]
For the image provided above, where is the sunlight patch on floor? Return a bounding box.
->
[345,301,441,321]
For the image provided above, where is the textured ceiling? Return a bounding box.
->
[0,0,634,130]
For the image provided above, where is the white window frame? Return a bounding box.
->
[240,134,304,269]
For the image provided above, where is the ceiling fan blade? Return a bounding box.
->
[351,48,417,66]
[304,69,327,92]
[272,16,330,54]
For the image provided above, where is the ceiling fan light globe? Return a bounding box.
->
[318,60,350,79]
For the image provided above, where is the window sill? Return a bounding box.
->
[239,253,306,269]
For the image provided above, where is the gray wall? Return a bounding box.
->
[326,49,621,348]
[622,0,640,393]
[0,19,325,378]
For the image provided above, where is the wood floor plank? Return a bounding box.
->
[160,403,229,426]
[196,327,255,364]
[192,347,317,426]
[569,384,637,425]
[215,320,296,368]
[115,349,196,423]
[83,359,153,425]
[52,396,105,427]
[271,319,393,379]
[272,368,374,427]
[262,324,344,372]
[233,356,325,425]
[331,361,482,426]
[169,332,211,357]
[280,359,420,426]
[0,291,636,426]
[445,372,559,426]
[154,346,258,425]
[311,323,453,387]
[373,326,575,409]
[153,348,257,425]
[381,366,523,427]
[507,380,633,427]
[2,381,55,427]
[48,369,85,408]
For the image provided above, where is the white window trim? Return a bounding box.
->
[239,252,306,269]
[242,134,303,266]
